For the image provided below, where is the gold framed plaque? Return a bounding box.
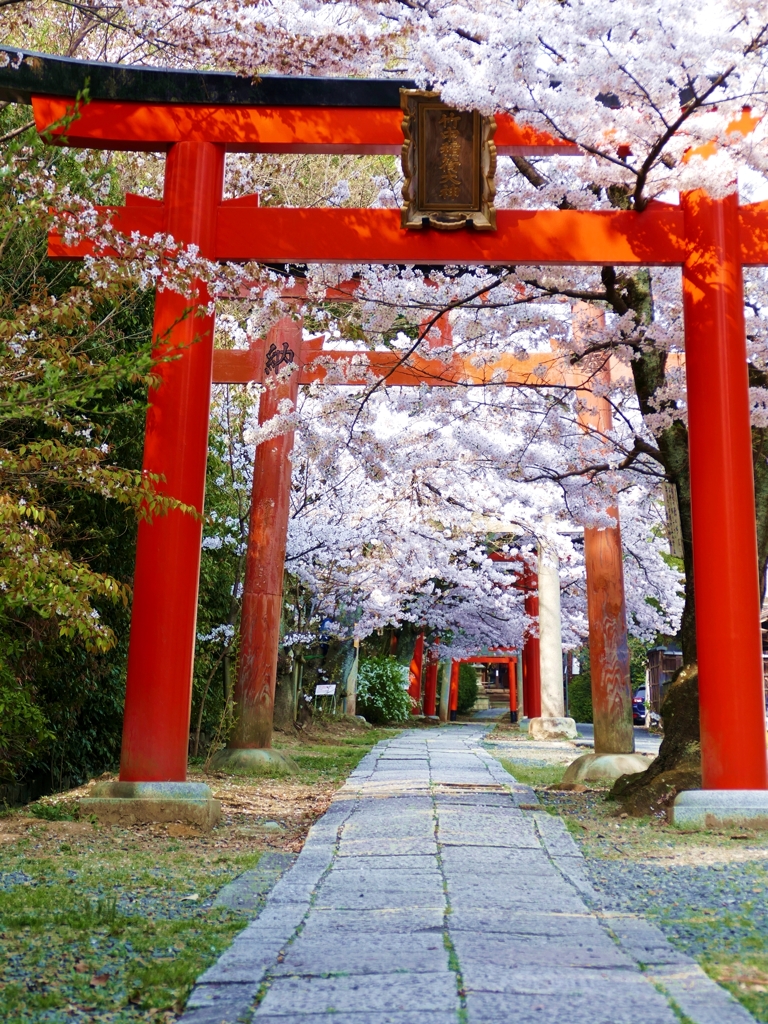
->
[400,89,496,231]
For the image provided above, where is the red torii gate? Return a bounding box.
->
[6,50,767,813]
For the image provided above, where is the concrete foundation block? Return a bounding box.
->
[528,716,578,741]
[208,747,296,773]
[562,752,652,784]
[80,781,221,829]
[672,789,768,830]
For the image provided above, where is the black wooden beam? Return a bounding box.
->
[0,49,417,108]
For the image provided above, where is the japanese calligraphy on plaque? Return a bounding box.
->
[400,89,496,231]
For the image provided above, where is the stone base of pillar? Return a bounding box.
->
[562,752,652,785]
[80,781,221,829]
[209,748,296,774]
[528,716,578,741]
[672,790,768,830]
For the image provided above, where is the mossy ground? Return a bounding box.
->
[0,717,397,1022]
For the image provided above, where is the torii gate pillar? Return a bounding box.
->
[85,141,225,826]
[673,192,768,824]
[211,318,302,773]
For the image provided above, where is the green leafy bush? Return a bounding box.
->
[568,674,593,723]
[457,663,479,714]
[356,656,412,724]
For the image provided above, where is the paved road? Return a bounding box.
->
[575,722,662,755]
[182,726,753,1024]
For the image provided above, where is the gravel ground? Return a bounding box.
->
[484,728,768,1020]
[584,857,768,957]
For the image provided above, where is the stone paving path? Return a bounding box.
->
[182,726,756,1024]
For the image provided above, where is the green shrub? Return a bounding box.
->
[457,663,479,714]
[568,673,593,723]
[356,656,412,725]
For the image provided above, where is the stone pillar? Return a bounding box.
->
[529,527,577,741]
[345,639,359,717]
[438,661,451,723]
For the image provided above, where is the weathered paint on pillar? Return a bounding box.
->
[409,633,425,714]
[516,650,524,718]
[571,303,634,755]
[438,661,451,722]
[449,660,460,720]
[229,318,302,750]
[584,511,634,753]
[522,567,541,719]
[508,657,518,722]
[424,642,439,717]
[682,190,767,789]
[120,140,224,782]
[538,530,565,718]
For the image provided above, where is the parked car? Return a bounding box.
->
[632,686,647,725]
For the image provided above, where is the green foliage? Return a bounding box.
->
[499,759,564,788]
[356,655,413,724]
[628,635,651,689]
[28,799,78,821]
[457,662,479,714]
[568,672,594,724]
[0,103,191,785]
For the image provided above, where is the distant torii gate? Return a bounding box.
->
[212,318,575,757]
[6,49,767,810]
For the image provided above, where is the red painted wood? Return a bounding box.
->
[230,319,303,750]
[120,140,224,782]
[508,658,518,715]
[584,510,634,753]
[424,645,439,717]
[32,96,579,155]
[49,201,768,269]
[214,206,686,266]
[449,661,460,715]
[522,567,541,719]
[409,633,425,714]
[682,190,768,789]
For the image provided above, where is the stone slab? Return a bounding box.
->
[273,930,449,976]
[254,972,460,1016]
[452,932,633,973]
[461,964,666,997]
[213,852,297,913]
[672,789,768,829]
[648,963,760,1023]
[251,1014,456,1024]
[300,908,445,935]
[465,990,679,1024]
[80,796,221,829]
[332,855,438,873]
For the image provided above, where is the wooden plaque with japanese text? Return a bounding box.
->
[401,89,496,231]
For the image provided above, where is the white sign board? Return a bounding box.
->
[315,684,336,696]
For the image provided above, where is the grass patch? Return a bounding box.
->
[0,839,259,1022]
[271,728,398,785]
[499,759,564,789]
[0,717,400,1021]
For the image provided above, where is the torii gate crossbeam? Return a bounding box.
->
[4,49,767,808]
